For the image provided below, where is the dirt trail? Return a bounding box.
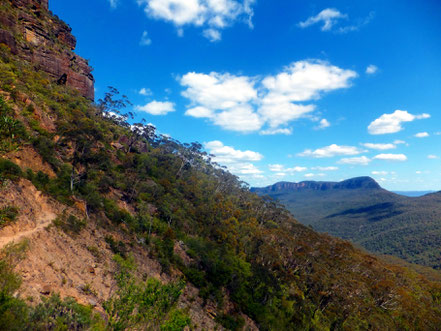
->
[0,212,56,249]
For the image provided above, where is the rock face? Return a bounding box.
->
[251,176,381,194]
[0,0,94,100]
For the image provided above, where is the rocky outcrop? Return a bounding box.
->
[0,0,94,100]
[252,176,381,194]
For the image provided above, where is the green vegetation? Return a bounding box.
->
[53,211,86,235]
[0,242,189,331]
[103,255,189,331]
[253,178,441,269]
[0,206,19,227]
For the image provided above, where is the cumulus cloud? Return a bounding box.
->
[414,132,429,138]
[140,31,152,45]
[181,60,357,133]
[427,155,438,159]
[205,140,262,163]
[139,88,153,96]
[365,65,378,74]
[204,140,263,176]
[315,118,330,129]
[373,153,407,161]
[338,156,371,165]
[368,110,430,135]
[135,100,175,115]
[298,144,363,158]
[298,8,347,31]
[137,0,255,41]
[362,143,396,150]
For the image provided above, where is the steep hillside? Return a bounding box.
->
[252,178,441,269]
[1,1,441,330]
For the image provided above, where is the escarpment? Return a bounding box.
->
[0,0,94,100]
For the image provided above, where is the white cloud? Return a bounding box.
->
[204,140,263,177]
[137,0,255,41]
[393,139,406,144]
[139,87,153,96]
[213,106,263,132]
[140,30,152,45]
[203,28,221,41]
[181,60,357,133]
[298,8,373,33]
[368,110,430,135]
[315,118,330,129]
[362,143,396,150]
[371,171,389,175]
[135,100,175,115]
[414,132,429,138]
[205,140,263,163]
[373,153,407,161]
[428,155,438,159]
[298,144,363,158]
[338,156,371,165]
[261,60,357,103]
[304,173,325,178]
[229,163,262,175]
[312,166,338,171]
[365,65,378,74]
[259,128,292,135]
[109,0,118,8]
[298,8,347,31]
[268,164,307,173]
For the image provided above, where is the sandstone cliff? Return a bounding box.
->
[0,0,94,100]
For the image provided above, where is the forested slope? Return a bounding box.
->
[252,178,441,269]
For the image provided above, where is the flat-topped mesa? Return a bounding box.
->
[0,0,94,100]
[252,176,381,193]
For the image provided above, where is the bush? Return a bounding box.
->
[0,206,19,227]
[53,212,86,235]
[0,158,22,183]
[29,294,104,330]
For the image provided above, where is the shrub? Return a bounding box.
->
[0,158,22,183]
[0,206,19,227]
[53,211,86,235]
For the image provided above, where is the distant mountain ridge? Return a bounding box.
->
[253,176,381,193]
[252,177,441,269]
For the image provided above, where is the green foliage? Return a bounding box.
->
[0,96,27,153]
[0,206,19,227]
[0,16,440,329]
[215,313,245,331]
[53,211,86,235]
[160,309,191,331]
[29,294,104,331]
[103,255,188,331]
[0,241,30,330]
[105,236,127,259]
[26,167,72,205]
[0,158,22,184]
[254,179,441,269]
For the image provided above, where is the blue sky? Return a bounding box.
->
[50,0,441,190]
